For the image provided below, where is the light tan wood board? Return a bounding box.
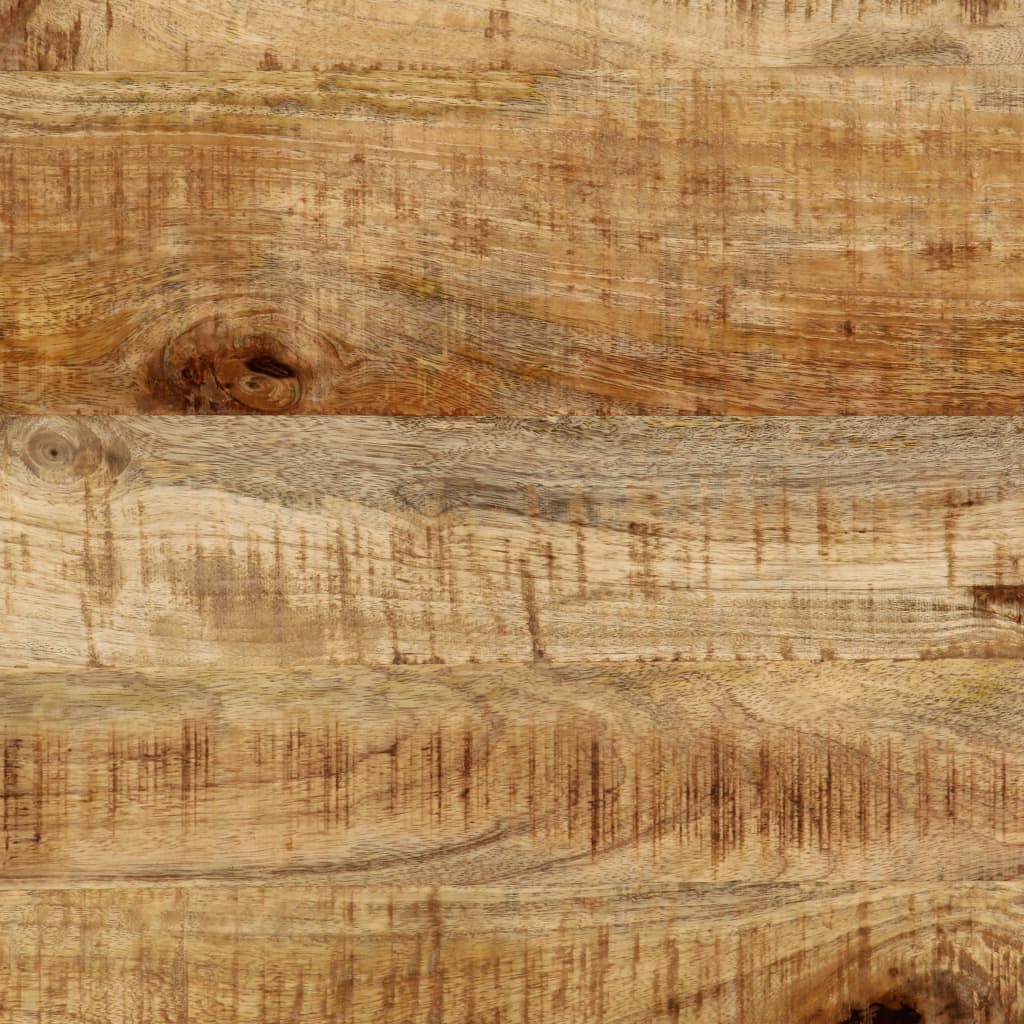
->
[1,661,1024,886]
[3,416,1024,667]
[0,883,1020,1021]
[3,0,1024,71]
[1,71,1024,414]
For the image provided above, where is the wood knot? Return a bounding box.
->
[7,420,129,486]
[157,319,306,413]
[840,1004,921,1024]
[211,344,303,412]
[836,970,981,1024]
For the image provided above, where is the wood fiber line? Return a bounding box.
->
[0,883,1021,1021]
[0,71,1023,414]
[2,416,1024,666]
[1,662,1024,885]
[2,0,1024,71]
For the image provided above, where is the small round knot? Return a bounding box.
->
[24,425,101,483]
[29,429,80,471]
[12,420,128,486]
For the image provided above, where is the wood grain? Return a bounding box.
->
[4,0,1024,71]
[1,661,1024,886]
[4,416,1024,667]
[2,70,1024,414]
[5,2,1020,1022]
[0,882,1021,1021]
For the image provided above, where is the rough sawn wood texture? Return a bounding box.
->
[4,0,1024,71]
[0,70,1023,414]
[0,661,1022,886]
[3,416,1024,667]
[0,884,1022,1022]
[3,0,1023,1020]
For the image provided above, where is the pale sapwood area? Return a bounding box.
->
[0,661,1022,886]
[2,0,1024,70]
[2,416,1024,667]
[0,71,1023,414]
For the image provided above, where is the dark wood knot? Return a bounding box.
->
[841,1003,921,1024]
[158,322,306,413]
[211,343,303,412]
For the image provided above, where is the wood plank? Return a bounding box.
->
[0,882,1021,1021]
[1,661,1024,885]
[2,416,1024,666]
[4,0,1024,72]
[1,70,1023,414]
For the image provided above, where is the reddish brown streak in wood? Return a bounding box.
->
[960,0,1004,23]
[14,6,81,70]
[972,584,1024,624]
[2,738,21,852]
[518,557,545,661]
[0,0,39,65]
[628,520,661,599]
[5,717,1018,878]
[816,482,832,559]
[258,48,284,71]
[426,889,444,1024]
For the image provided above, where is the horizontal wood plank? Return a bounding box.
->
[3,0,1024,71]
[1,661,1024,885]
[2,416,1024,666]
[0,882,1021,1021]
[1,71,1023,414]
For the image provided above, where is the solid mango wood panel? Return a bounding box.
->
[2,661,1024,885]
[0,883,1021,1021]
[1,71,1024,415]
[3,0,1024,72]
[3,416,1024,667]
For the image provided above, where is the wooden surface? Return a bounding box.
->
[4,0,1024,71]
[3,416,1024,667]
[0,661,1023,886]
[2,70,1024,414]
[0,883,1021,1022]
[5,0,1024,1016]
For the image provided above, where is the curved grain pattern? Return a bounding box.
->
[0,884,1022,1022]
[1,661,1024,885]
[2,71,1024,414]
[3,0,1024,71]
[3,416,1024,666]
